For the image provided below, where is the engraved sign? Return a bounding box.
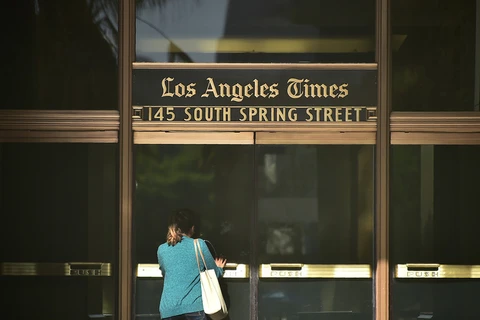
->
[270,270,303,278]
[406,271,439,278]
[132,67,377,123]
[69,264,103,276]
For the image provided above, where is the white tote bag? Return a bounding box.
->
[194,239,229,320]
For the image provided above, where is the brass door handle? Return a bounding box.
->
[0,262,112,276]
[405,263,440,270]
[259,264,371,278]
[270,263,304,269]
[136,263,250,279]
[223,263,250,279]
[395,264,480,278]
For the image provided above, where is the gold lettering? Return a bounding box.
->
[139,106,372,123]
[315,107,322,121]
[303,79,311,98]
[239,108,247,121]
[259,108,268,121]
[161,78,196,98]
[287,78,304,99]
[311,84,328,98]
[175,83,185,97]
[154,108,163,120]
[244,84,253,98]
[288,108,297,121]
[231,84,243,102]
[335,107,342,121]
[338,83,349,98]
[354,107,362,121]
[306,108,313,122]
[161,77,175,97]
[345,107,352,121]
[277,108,286,121]
[186,83,196,97]
[223,107,231,121]
[166,107,175,121]
[201,78,219,98]
[269,84,279,98]
[205,108,214,121]
[329,84,339,98]
[260,84,269,98]
[214,107,222,121]
[184,107,192,121]
[194,108,202,121]
[324,107,333,121]
[218,83,231,98]
[253,79,259,97]
[249,108,258,121]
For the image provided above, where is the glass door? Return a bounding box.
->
[0,143,118,320]
[134,132,255,320]
[390,145,480,319]
[133,132,374,320]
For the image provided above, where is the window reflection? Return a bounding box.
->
[6,0,118,110]
[391,145,480,265]
[135,0,376,63]
[392,1,479,111]
[134,144,254,264]
[257,145,374,264]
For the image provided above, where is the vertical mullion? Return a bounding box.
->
[250,133,259,320]
[119,0,134,319]
[375,0,391,319]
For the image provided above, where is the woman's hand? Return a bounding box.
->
[215,257,227,268]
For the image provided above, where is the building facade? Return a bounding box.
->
[1,0,480,319]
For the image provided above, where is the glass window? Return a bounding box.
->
[392,1,478,111]
[136,0,376,63]
[0,143,118,319]
[390,145,480,319]
[5,1,118,110]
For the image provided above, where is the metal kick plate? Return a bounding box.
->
[0,262,112,277]
[136,263,250,279]
[395,264,480,279]
[259,264,372,278]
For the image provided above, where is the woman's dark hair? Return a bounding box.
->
[166,208,196,246]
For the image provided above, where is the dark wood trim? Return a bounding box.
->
[391,132,480,144]
[255,132,376,144]
[132,122,377,133]
[133,62,378,70]
[118,0,134,319]
[0,130,117,143]
[391,112,480,132]
[0,110,119,131]
[375,0,390,318]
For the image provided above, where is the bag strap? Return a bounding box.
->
[194,239,209,272]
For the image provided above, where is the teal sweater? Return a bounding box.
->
[157,236,224,319]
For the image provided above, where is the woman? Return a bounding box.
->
[158,209,227,320]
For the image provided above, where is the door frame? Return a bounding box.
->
[132,132,377,320]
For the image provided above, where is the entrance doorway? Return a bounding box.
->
[133,132,374,320]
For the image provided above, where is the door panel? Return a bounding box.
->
[134,140,254,320]
[256,144,374,320]
[0,143,118,320]
[390,145,480,320]
[133,134,374,320]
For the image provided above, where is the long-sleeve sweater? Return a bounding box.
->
[157,236,224,319]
